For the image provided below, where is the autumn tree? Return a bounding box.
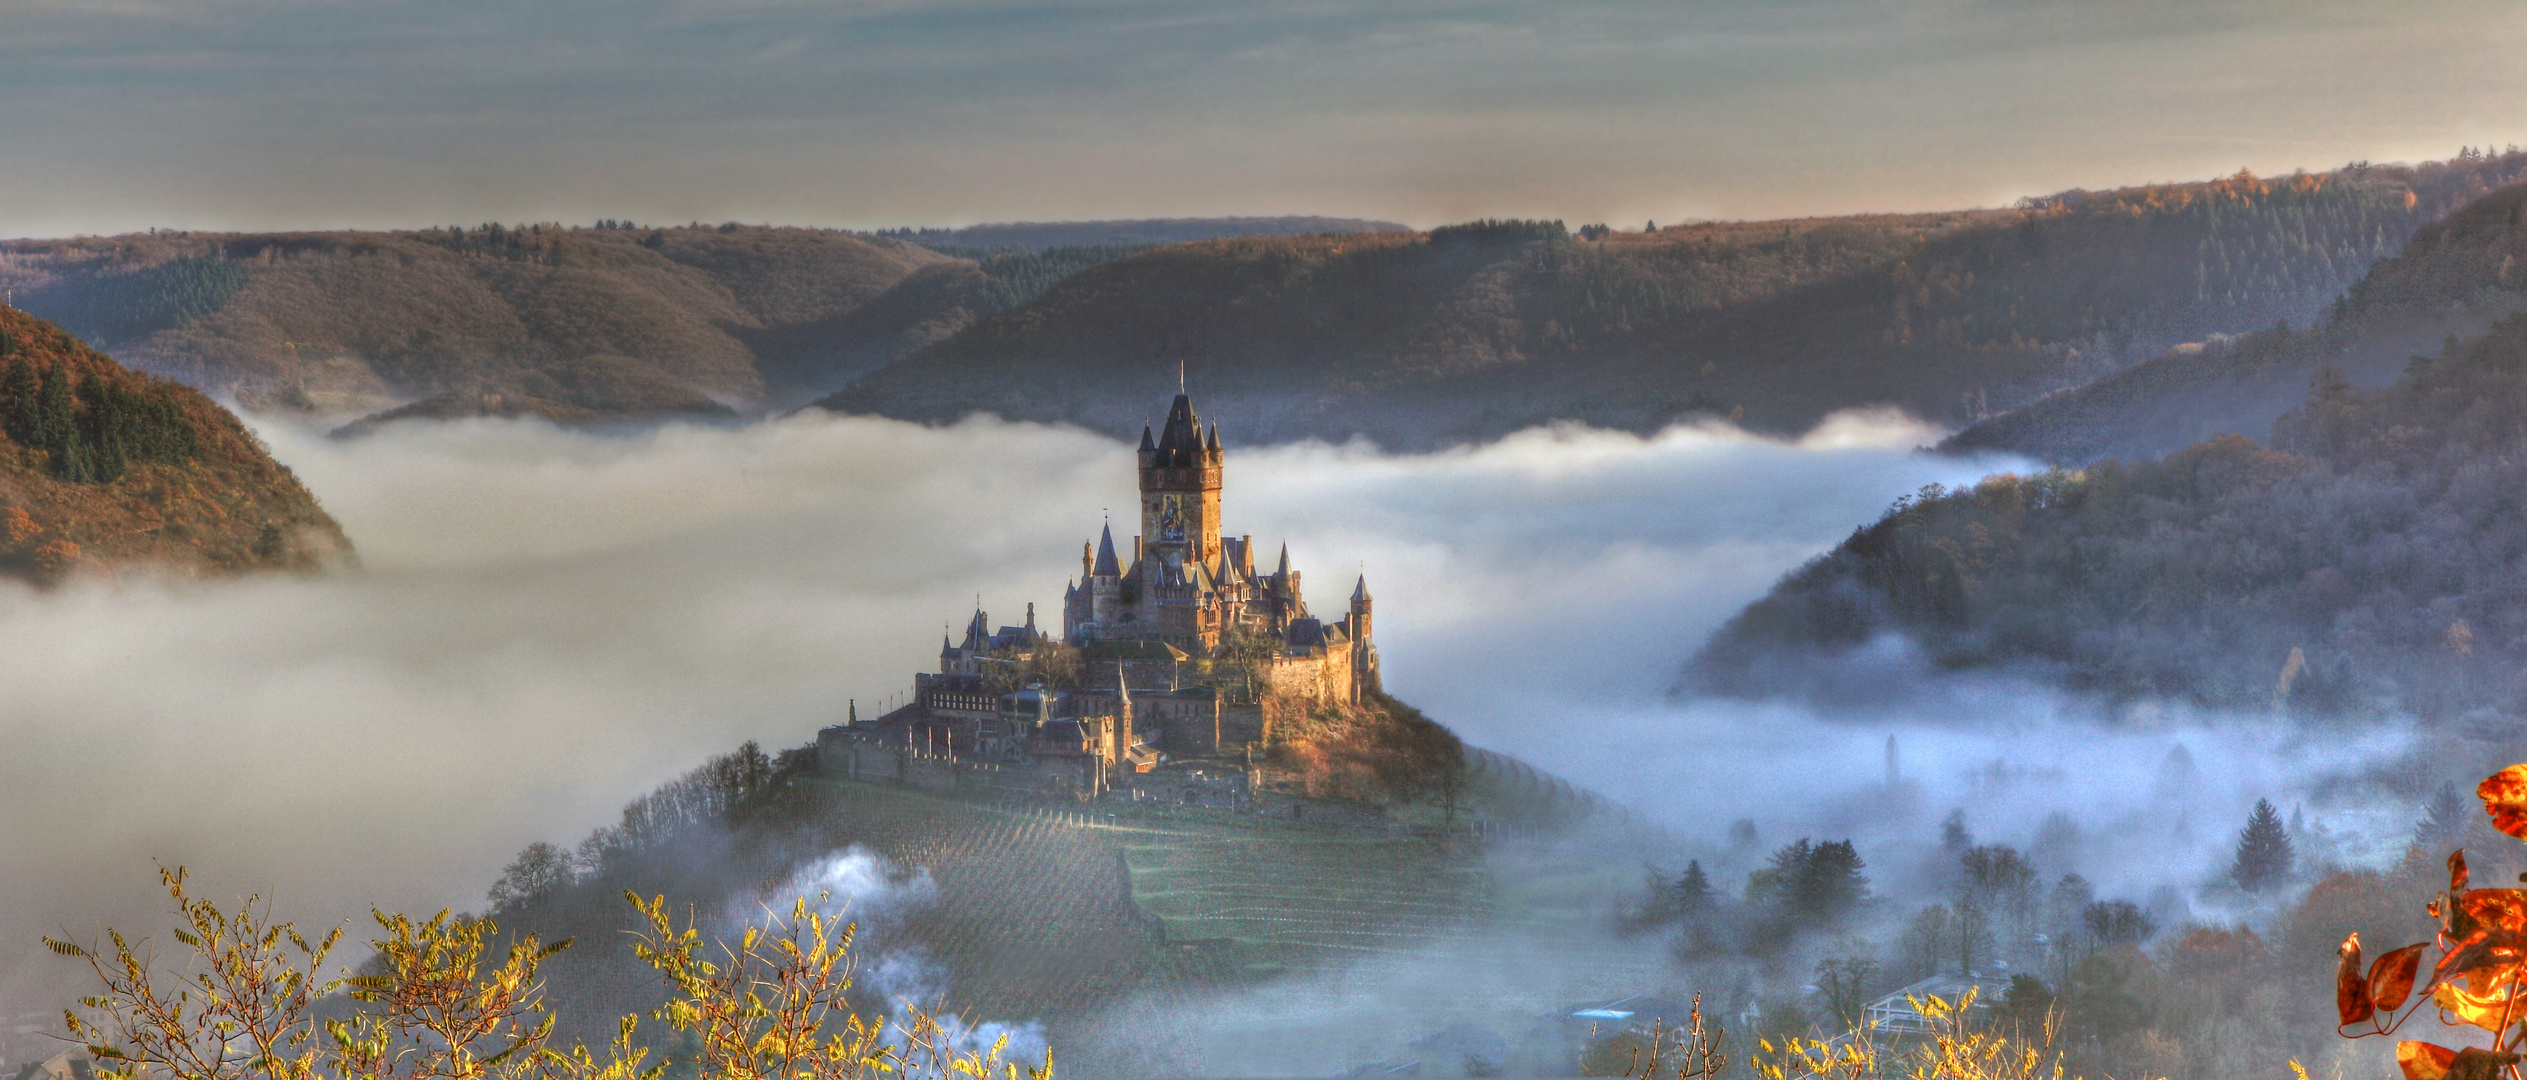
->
[48,865,1043,1080]
[2231,798,2295,894]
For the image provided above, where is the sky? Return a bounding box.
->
[0,408,2427,1042]
[5,0,2527,237]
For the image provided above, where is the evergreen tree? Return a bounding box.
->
[1794,839,1870,924]
[2419,779,2475,850]
[1991,973,2056,1035]
[1,355,34,444]
[254,522,286,564]
[1941,809,1974,852]
[32,362,73,470]
[1676,859,1713,917]
[2232,797,2295,893]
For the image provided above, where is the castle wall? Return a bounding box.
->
[817,726,1106,800]
[1261,649,1354,706]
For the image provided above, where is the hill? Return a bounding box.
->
[0,225,968,421]
[824,156,2527,448]
[0,219,1415,428]
[0,305,350,581]
[1687,306,2527,719]
[1948,154,2527,466]
[482,733,1643,1070]
[869,216,1408,249]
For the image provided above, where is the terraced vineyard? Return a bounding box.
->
[788,781,1500,992]
[1112,817,1492,979]
[780,779,1153,1022]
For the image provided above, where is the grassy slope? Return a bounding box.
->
[0,305,350,580]
[826,157,2527,448]
[1949,170,2527,466]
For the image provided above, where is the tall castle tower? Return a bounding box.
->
[1138,394,1223,570]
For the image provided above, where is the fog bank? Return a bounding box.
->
[0,405,2416,1050]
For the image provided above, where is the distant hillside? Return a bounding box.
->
[824,156,2527,448]
[1948,155,2527,466]
[0,226,1073,425]
[1688,308,2527,718]
[0,219,1411,429]
[869,216,1409,250]
[0,304,349,581]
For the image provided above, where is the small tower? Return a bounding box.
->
[1348,574,1376,702]
[1089,521,1124,627]
[1349,574,1373,642]
[1111,661,1135,786]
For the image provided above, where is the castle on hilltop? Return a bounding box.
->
[1061,391,1375,690]
[820,391,1381,802]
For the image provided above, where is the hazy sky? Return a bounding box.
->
[5,0,2525,237]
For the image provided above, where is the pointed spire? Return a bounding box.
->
[1206,420,1220,453]
[1276,542,1290,578]
[1154,394,1201,464]
[1139,425,1155,451]
[848,699,857,725]
[1116,661,1132,714]
[1351,574,1371,604]
[1093,521,1121,577]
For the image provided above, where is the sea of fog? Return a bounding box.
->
[0,407,2427,1054]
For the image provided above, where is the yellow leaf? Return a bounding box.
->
[2479,765,2527,839]
[2434,977,2527,1033]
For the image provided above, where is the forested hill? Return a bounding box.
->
[868,215,1407,249]
[0,305,349,582]
[1689,309,2527,719]
[0,224,1205,426]
[1949,152,2527,466]
[824,155,2527,449]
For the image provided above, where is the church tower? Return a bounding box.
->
[1138,394,1224,570]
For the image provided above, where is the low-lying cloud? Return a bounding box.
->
[0,406,2434,1051]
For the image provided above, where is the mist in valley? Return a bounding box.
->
[0,406,2467,1075]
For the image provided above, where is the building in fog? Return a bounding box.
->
[819,389,1380,800]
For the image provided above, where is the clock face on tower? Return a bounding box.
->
[1158,494,1185,542]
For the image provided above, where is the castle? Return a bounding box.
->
[820,391,1379,800]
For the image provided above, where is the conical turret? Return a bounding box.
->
[1152,394,1203,466]
[1093,522,1122,577]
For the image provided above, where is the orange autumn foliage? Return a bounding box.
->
[0,303,350,581]
[2333,763,2527,1079]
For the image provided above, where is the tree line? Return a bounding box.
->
[0,343,199,483]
